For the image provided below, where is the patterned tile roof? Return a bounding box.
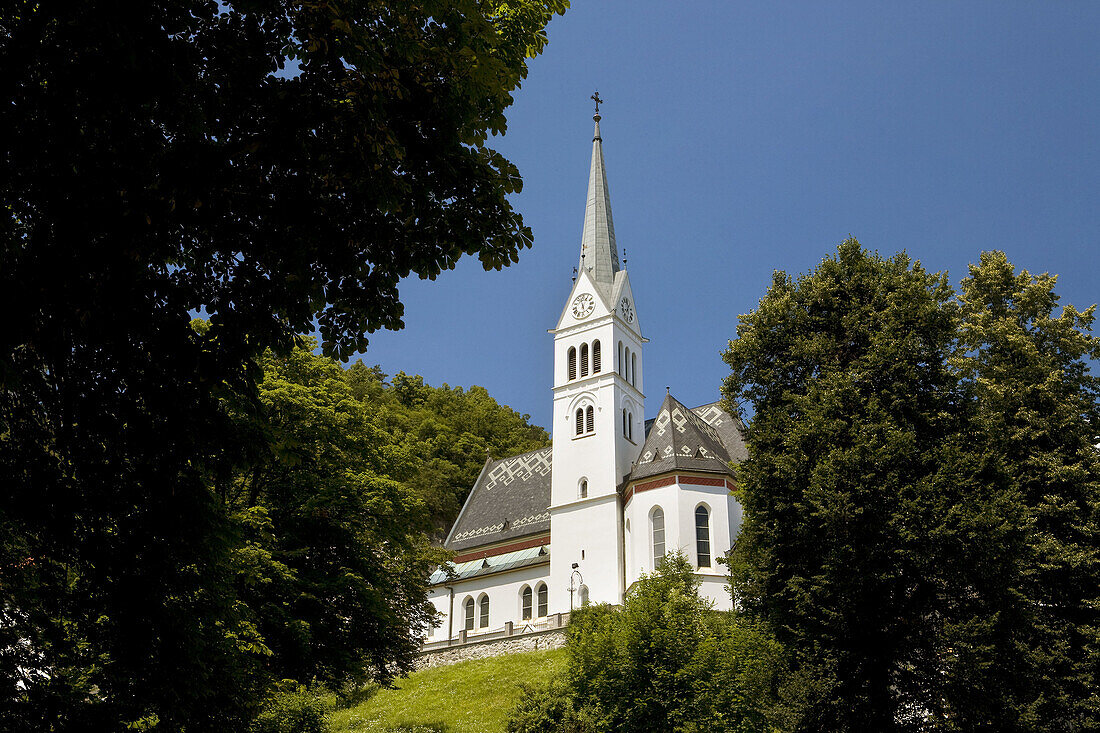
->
[444,447,553,552]
[630,395,742,483]
[444,400,747,552]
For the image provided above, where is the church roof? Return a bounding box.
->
[579,113,620,301]
[628,395,744,483]
[444,447,553,553]
[444,401,747,554]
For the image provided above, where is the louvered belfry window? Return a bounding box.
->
[575,408,584,436]
[568,347,577,381]
[580,343,589,377]
[585,406,594,433]
[592,340,601,373]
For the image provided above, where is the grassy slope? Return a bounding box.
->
[329,648,567,733]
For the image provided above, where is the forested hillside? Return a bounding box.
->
[343,363,551,536]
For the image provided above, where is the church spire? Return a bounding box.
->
[579,92,619,290]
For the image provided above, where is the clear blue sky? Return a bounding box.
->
[356,1,1100,431]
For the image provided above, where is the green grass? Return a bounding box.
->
[329,648,567,733]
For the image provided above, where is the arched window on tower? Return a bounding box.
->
[575,408,584,436]
[521,586,532,620]
[580,343,589,377]
[579,479,588,499]
[631,352,638,386]
[618,341,624,376]
[651,507,666,570]
[537,583,548,617]
[696,505,712,568]
[592,340,601,373]
[628,412,633,441]
[479,595,490,628]
[623,347,630,379]
[622,408,628,436]
[464,597,475,632]
[567,347,577,381]
[585,405,594,433]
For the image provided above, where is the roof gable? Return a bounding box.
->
[445,447,553,552]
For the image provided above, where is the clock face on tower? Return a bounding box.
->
[619,297,634,323]
[571,293,595,319]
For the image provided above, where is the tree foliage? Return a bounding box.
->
[0,0,565,729]
[943,251,1100,730]
[723,241,1100,731]
[509,554,783,733]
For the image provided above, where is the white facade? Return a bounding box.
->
[424,111,746,647]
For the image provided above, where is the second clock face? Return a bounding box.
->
[620,297,634,323]
[572,293,595,319]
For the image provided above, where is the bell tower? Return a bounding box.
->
[548,97,645,613]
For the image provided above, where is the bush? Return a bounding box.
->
[507,680,597,733]
[507,553,784,733]
[251,683,333,733]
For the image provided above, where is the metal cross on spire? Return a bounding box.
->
[591,91,603,116]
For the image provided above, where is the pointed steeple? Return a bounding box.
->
[579,93,619,293]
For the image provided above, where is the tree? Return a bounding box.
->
[942,252,1100,730]
[722,240,975,730]
[0,1,566,729]
[509,554,783,733]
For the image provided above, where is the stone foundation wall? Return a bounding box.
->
[416,629,567,670]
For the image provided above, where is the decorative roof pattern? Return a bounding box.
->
[445,447,553,552]
[579,114,620,299]
[630,394,740,483]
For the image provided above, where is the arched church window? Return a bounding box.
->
[628,412,633,441]
[479,595,490,628]
[521,587,532,620]
[592,340,601,373]
[651,507,665,570]
[696,505,712,568]
[623,347,630,379]
[575,408,584,436]
[618,341,624,376]
[579,479,588,499]
[622,408,628,436]
[585,405,594,434]
[567,347,577,381]
[537,583,548,617]
[578,584,589,607]
[631,353,637,386]
[580,343,589,377]
[464,597,475,632]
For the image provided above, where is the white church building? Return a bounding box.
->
[422,106,748,645]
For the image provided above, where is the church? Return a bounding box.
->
[422,103,748,645]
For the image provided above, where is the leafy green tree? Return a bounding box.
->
[0,0,566,729]
[510,554,783,733]
[722,240,975,731]
[225,343,447,689]
[941,252,1100,730]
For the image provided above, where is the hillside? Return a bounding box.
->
[329,648,567,733]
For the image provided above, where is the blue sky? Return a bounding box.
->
[356,1,1100,431]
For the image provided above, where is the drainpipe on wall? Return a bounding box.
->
[446,586,454,643]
